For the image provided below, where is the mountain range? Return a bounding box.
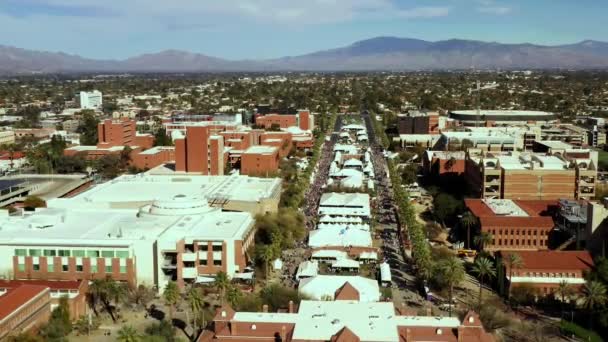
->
[2,37,608,74]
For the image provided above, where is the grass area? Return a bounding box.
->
[559,321,604,342]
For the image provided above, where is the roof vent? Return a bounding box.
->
[251,324,257,330]
[221,310,226,317]
[436,328,443,335]
[468,316,475,323]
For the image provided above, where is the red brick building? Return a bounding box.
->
[241,146,280,176]
[261,132,293,158]
[0,285,51,340]
[0,280,88,320]
[97,118,154,149]
[497,250,593,297]
[423,151,466,177]
[175,126,225,175]
[201,301,494,342]
[255,110,314,131]
[465,199,557,252]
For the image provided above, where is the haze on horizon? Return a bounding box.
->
[0,0,607,60]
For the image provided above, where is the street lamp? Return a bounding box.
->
[468,81,499,127]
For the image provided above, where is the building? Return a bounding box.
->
[240,146,280,176]
[0,285,51,339]
[0,279,88,320]
[496,250,593,298]
[255,110,313,131]
[448,110,556,127]
[540,124,588,147]
[466,150,597,200]
[131,146,176,170]
[175,126,225,176]
[0,195,255,292]
[97,119,154,149]
[422,151,466,177]
[397,111,440,134]
[76,90,103,110]
[50,173,281,216]
[318,193,371,220]
[205,301,494,342]
[465,199,557,252]
[298,275,380,302]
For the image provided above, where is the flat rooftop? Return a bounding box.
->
[243,145,278,155]
[482,199,529,217]
[49,174,281,210]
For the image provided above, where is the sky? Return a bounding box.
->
[0,0,607,60]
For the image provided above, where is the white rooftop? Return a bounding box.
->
[482,199,529,217]
[298,275,380,302]
[243,145,277,155]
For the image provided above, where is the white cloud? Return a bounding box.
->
[397,6,450,18]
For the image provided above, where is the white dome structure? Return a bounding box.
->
[140,194,215,216]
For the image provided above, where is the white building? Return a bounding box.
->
[76,90,103,110]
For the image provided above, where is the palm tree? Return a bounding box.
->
[107,280,127,320]
[472,257,496,309]
[460,211,477,249]
[226,285,241,307]
[261,245,275,281]
[215,271,230,304]
[473,232,493,251]
[581,281,607,330]
[186,286,204,337]
[557,281,572,319]
[439,257,465,317]
[117,325,140,342]
[504,253,524,299]
[163,281,180,322]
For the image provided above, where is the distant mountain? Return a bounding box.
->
[2,37,608,74]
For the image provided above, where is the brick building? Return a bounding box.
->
[241,146,280,176]
[397,111,440,135]
[0,285,51,339]
[496,250,593,298]
[466,150,597,200]
[255,110,313,131]
[175,126,225,175]
[202,301,494,342]
[423,151,466,177]
[465,199,557,252]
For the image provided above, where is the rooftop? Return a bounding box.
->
[0,285,49,322]
[501,250,594,272]
[243,145,278,155]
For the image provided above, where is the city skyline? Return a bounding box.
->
[0,0,607,60]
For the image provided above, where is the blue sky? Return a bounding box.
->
[0,0,606,60]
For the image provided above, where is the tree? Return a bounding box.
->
[87,277,125,323]
[154,127,173,146]
[472,257,496,309]
[77,111,99,145]
[580,281,607,329]
[95,154,122,179]
[117,325,140,342]
[129,284,155,310]
[474,232,494,251]
[260,284,306,312]
[163,281,180,322]
[187,286,204,337]
[215,271,230,303]
[226,285,242,307]
[557,280,573,319]
[433,193,460,227]
[40,296,72,340]
[23,196,46,210]
[438,257,465,317]
[144,320,178,342]
[504,253,524,299]
[460,211,477,249]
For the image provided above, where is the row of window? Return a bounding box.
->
[183,260,222,267]
[490,229,548,236]
[493,239,547,246]
[18,263,127,274]
[515,271,578,278]
[15,249,130,259]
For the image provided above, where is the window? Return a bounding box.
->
[43,249,56,257]
[47,264,54,272]
[120,266,127,273]
[91,265,98,273]
[15,249,26,256]
[213,259,222,266]
[212,245,223,252]
[105,266,113,273]
[198,244,208,252]
[72,250,85,257]
[76,265,84,272]
[62,265,69,272]
[87,250,100,258]
[18,263,25,272]
[58,250,70,257]
[199,260,207,266]
[29,249,41,257]
[101,251,115,258]
[33,264,40,271]
[116,251,129,259]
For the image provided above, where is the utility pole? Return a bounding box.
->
[469,81,499,128]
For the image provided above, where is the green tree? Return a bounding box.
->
[154,127,173,146]
[77,111,100,145]
[163,281,180,322]
[144,320,178,342]
[460,211,477,249]
[186,286,204,337]
[437,257,465,317]
[215,271,230,303]
[557,280,573,319]
[40,296,72,340]
[87,277,125,323]
[23,196,46,210]
[472,257,496,309]
[503,253,524,299]
[117,325,140,342]
[433,193,460,227]
[474,232,494,251]
[580,281,607,330]
[129,284,155,310]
